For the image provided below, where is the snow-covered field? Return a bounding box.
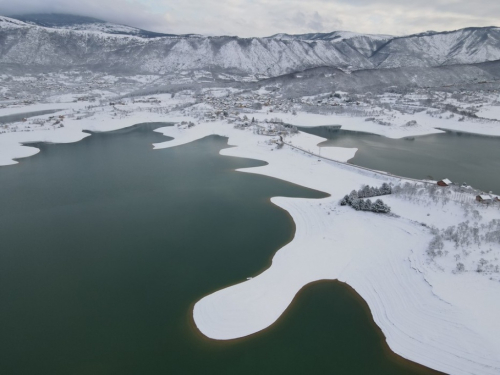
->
[153,120,500,375]
[249,106,500,139]
[477,105,500,122]
[250,110,447,138]
[1,91,500,374]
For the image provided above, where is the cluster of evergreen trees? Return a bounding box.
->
[340,183,392,213]
[357,183,392,198]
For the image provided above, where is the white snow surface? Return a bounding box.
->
[0,16,28,29]
[54,22,149,36]
[1,100,500,374]
[477,105,500,122]
[0,101,186,165]
[0,102,86,116]
[2,16,500,77]
[152,122,500,375]
[248,110,500,138]
[269,31,393,42]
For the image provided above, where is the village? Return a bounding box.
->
[1,71,500,375]
[2,72,500,207]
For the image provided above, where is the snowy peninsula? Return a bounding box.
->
[1,84,500,375]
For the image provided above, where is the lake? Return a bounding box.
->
[0,123,440,374]
[300,127,500,194]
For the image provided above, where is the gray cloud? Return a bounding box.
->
[291,11,306,27]
[307,12,324,32]
[0,0,497,37]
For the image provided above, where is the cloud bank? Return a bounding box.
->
[0,0,498,37]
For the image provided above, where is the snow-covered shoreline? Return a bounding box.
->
[1,97,500,374]
[2,98,500,167]
[249,110,500,139]
[0,103,186,166]
[151,121,500,375]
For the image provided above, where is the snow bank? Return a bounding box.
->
[0,129,91,165]
[0,102,187,166]
[477,105,500,121]
[248,111,445,138]
[2,99,500,374]
[155,122,500,375]
[248,110,500,138]
[0,102,84,117]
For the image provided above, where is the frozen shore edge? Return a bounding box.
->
[1,108,500,374]
[152,122,500,375]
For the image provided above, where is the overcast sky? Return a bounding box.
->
[0,0,498,37]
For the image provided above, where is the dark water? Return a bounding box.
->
[0,109,62,124]
[300,127,500,194]
[0,123,440,375]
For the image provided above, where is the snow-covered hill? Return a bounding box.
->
[268,30,393,42]
[373,27,500,68]
[1,14,500,77]
[7,13,178,38]
[0,15,28,29]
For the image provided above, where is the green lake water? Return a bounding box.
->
[300,127,500,195]
[0,123,440,374]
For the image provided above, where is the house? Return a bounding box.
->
[437,178,452,187]
[476,194,493,203]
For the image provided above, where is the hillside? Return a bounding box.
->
[0,14,499,78]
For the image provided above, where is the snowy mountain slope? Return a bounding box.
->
[0,17,375,75]
[8,13,178,38]
[0,16,29,29]
[373,27,500,68]
[1,15,500,77]
[268,31,393,42]
[267,31,395,60]
[262,60,500,96]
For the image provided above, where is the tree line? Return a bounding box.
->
[340,183,392,213]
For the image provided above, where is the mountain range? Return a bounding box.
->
[1,13,499,78]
